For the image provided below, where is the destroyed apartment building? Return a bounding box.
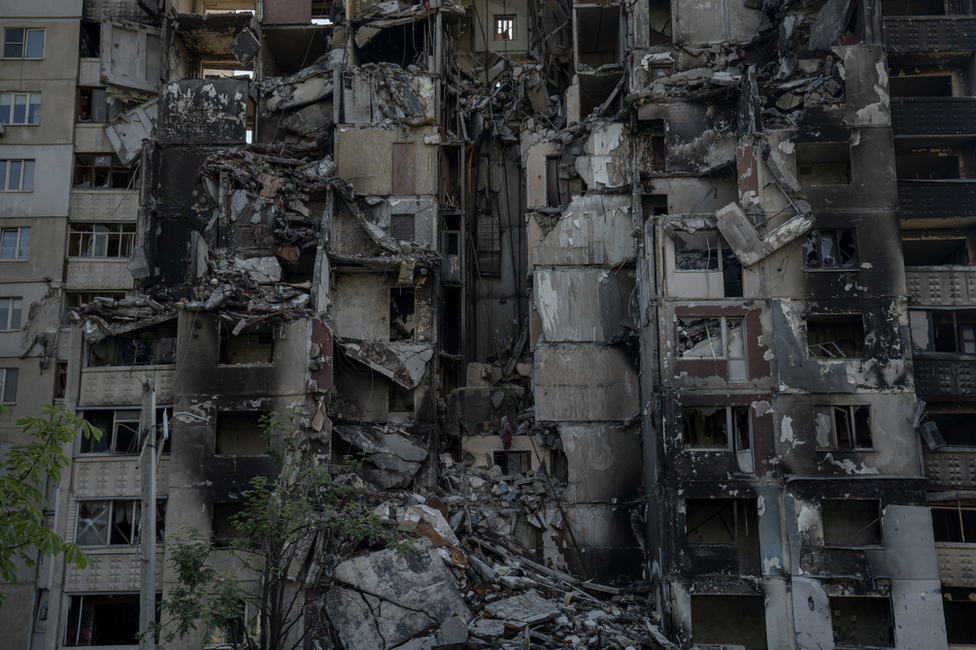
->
[3,0,976,647]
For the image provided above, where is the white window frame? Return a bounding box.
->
[0,297,23,331]
[0,92,40,125]
[3,28,45,60]
[0,160,35,192]
[68,223,136,258]
[74,498,166,547]
[814,404,873,450]
[80,408,141,454]
[494,15,516,41]
[0,227,30,259]
[0,368,18,403]
[677,315,747,380]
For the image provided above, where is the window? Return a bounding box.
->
[493,450,531,476]
[677,316,746,379]
[494,15,515,41]
[902,233,972,266]
[910,309,976,354]
[685,498,758,545]
[803,229,858,270]
[795,142,852,185]
[64,593,160,646]
[87,328,177,367]
[80,407,172,454]
[673,230,723,271]
[215,412,269,456]
[815,405,872,449]
[204,603,261,648]
[931,499,976,542]
[3,29,44,59]
[0,227,30,259]
[213,503,248,548]
[75,499,166,546]
[219,323,274,365]
[0,368,17,402]
[391,214,415,242]
[390,288,415,340]
[681,405,754,472]
[944,589,976,645]
[925,404,976,446]
[690,595,767,650]
[73,154,133,189]
[830,597,894,648]
[0,92,40,125]
[54,361,67,400]
[822,499,882,547]
[0,159,35,191]
[0,298,22,330]
[77,88,131,123]
[807,313,866,358]
[68,223,136,258]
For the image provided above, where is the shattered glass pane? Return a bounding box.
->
[725,319,744,359]
[678,317,722,358]
[76,501,110,546]
[682,405,729,448]
[672,231,720,271]
[109,501,137,544]
[819,230,837,268]
[838,229,858,268]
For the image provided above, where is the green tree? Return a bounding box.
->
[153,410,411,650]
[0,404,101,604]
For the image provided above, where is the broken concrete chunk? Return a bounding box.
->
[339,339,434,389]
[334,425,428,488]
[469,618,506,639]
[105,99,158,165]
[716,202,815,266]
[483,590,560,626]
[233,256,282,284]
[282,102,334,137]
[324,587,386,650]
[230,27,260,67]
[266,71,333,113]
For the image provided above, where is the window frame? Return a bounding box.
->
[3,28,45,60]
[0,297,23,331]
[0,92,41,125]
[86,328,177,368]
[79,407,172,455]
[0,159,36,192]
[493,15,516,41]
[671,229,727,273]
[68,223,136,259]
[74,497,166,547]
[822,498,884,548]
[677,315,748,381]
[814,404,873,450]
[0,368,18,403]
[803,228,859,271]
[492,449,532,476]
[73,153,134,190]
[681,404,753,462]
[931,499,976,544]
[0,227,30,260]
[807,313,867,359]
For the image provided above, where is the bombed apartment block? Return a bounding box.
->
[3,0,976,647]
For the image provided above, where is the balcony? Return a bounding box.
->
[79,365,175,406]
[897,180,976,218]
[885,17,976,53]
[936,543,976,586]
[892,97,976,136]
[906,267,976,306]
[914,356,976,395]
[924,448,976,487]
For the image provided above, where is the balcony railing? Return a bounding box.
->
[914,356,976,395]
[892,97,976,136]
[885,16,976,53]
[897,180,976,219]
[905,267,976,306]
[935,543,976,587]
[924,447,976,488]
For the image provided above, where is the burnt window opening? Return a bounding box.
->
[356,20,430,67]
[803,229,858,270]
[896,153,962,179]
[678,316,748,380]
[73,154,134,189]
[55,360,67,400]
[931,499,976,542]
[910,309,976,353]
[441,286,463,355]
[546,155,570,208]
[493,449,531,476]
[494,15,515,41]
[219,323,274,365]
[682,405,751,450]
[577,5,620,68]
[80,408,172,454]
[672,230,723,271]
[215,412,269,456]
[648,0,673,44]
[87,327,177,367]
[390,288,416,341]
[75,499,166,546]
[822,499,883,547]
[807,313,866,359]
[79,21,100,58]
[440,146,461,205]
[889,73,953,97]
[212,502,248,549]
[815,405,872,449]
[685,498,757,545]
[881,0,947,15]
[64,593,160,646]
[579,72,622,118]
[391,213,415,243]
[943,589,976,645]
[642,194,668,220]
[925,403,976,445]
[388,382,414,413]
[902,234,972,266]
[549,447,569,482]
[795,142,852,186]
[691,595,768,650]
[830,597,894,648]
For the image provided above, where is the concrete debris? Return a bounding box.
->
[334,424,429,489]
[104,99,157,165]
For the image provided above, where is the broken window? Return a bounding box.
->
[925,403,976,446]
[87,327,177,367]
[686,498,757,545]
[931,499,976,542]
[691,595,767,650]
[681,405,752,470]
[68,223,136,258]
[215,412,269,456]
[0,159,35,191]
[0,297,22,330]
[807,313,866,359]
[79,21,100,58]
[219,323,274,365]
[77,88,130,123]
[803,229,858,270]
[0,368,18,403]
[888,73,952,97]
[910,309,976,353]
[546,156,569,208]
[830,597,894,648]
[0,92,40,125]
[391,214,415,243]
[494,15,515,41]
[648,0,673,44]
[3,28,44,60]
[577,5,620,68]
[0,226,29,259]
[80,407,171,454]
[55,361,67,401]
[677,316,747,380]
[672,230,723,271]
[75,499,166,546]
[795,142,852,186]
[64,593,149,646]
[73,154,133,189]
[896,153,962,180]
[390,288,416,340]
[815,405,872,449]
[441,286,463,355]
[493,450,531,476]
[902,233,972,266]
[212,502,248,548]
[391,143,415,194]
[943,588,976,645]
[822,499,882,547]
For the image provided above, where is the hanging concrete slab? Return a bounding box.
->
[100,20,162,96]
[104,99,157,165]
[716,202,814,266]
[230,26,261,67]
[338,339,433,388]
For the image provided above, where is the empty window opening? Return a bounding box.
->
[685,499,761,572]
[68,223,136,258]
[212,503,248,548]
[391,213,415,243]
[682,405,751,453]
[578,73,622,118]
[87,327,177,367]
[889,73,952,97]
[896,153,961,180]
[803,229,858,270]
[648,0,673,45]
[830,597,894,648]
[356,19,429,66]
[494,15,515,41]
[881,0,946,15]
[215,412,269,456]
[807,313,866,359]
[642,194,668,220]
[440,146,461,205]
[796,142,852,186]
[931,499,976,542]
[79,21,100,58]
[577,5,620,68]
[910,309,976,353]
[493,449,531,476]
[822,499,882,547]
[691,595,767,650]
[442,215,460,256]
[391,142,416,194]
[815,405,872,449]
[77,88,132,123]
[388,383,414,413]
[925,403,976,446]
[902,233,972,266]
[73,154,133,189]
[55,360,68,400]
[943,589,976,645]
[546,155,569,208]
[673,230,722,272]
[75,499,166,546]
[390,288,416,341]
[441,286,462,355]
[65,593,159,646]
[219,323,274,364]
